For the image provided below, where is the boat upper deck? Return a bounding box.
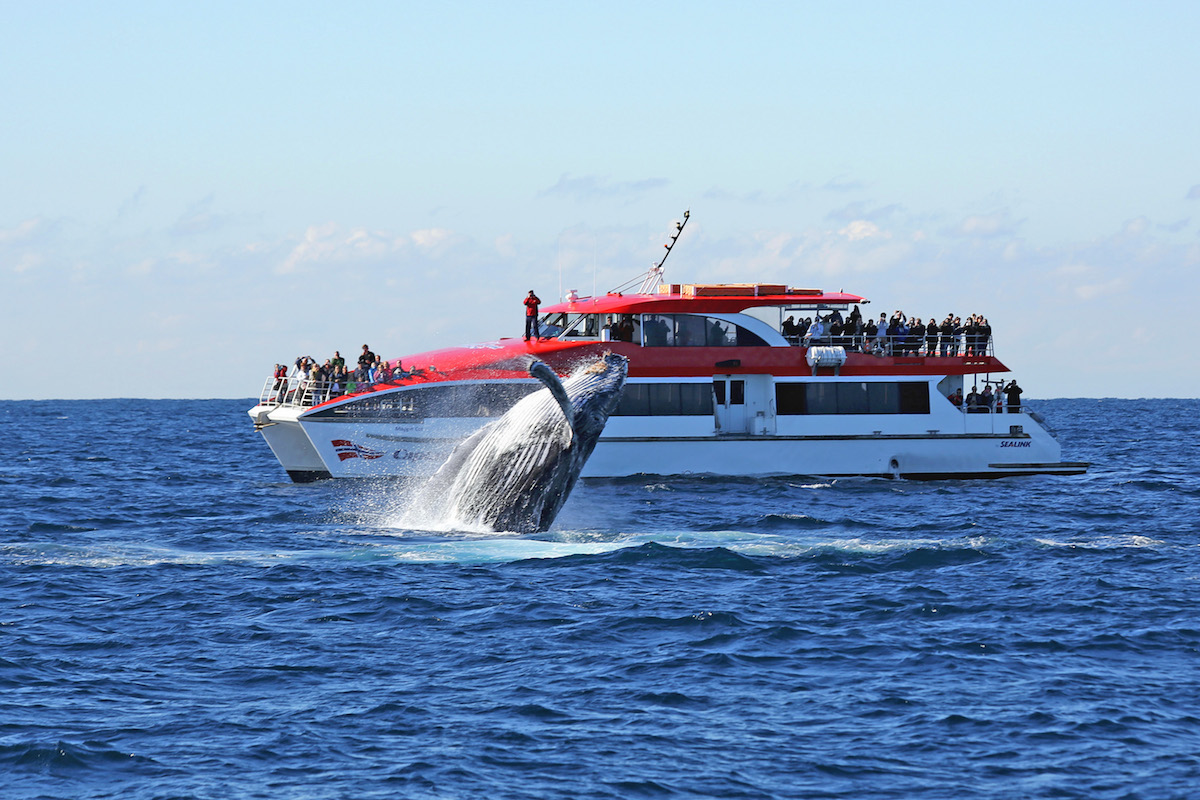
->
[541,283,867,317]
[254,282,1008,413]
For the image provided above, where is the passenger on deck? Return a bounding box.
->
[890,317,906,354]
[829,318,843,346]
[804,316,825,346]
[847,305,863,337]
[863,318,878,352]
[523,290,541,341]
[875,313,890,354]
[617,315,634,343]
[964,316,980,356]
[981,384,994,409]
[966,386,984,412]
[851,315,864,348]
[273,363,288,393]
[358,345,375,370]
[926,318,938,355]
[949,388,963,407]
[294,360,312,400]
[1004,380,1023,413]
[782,315,799,341]
[331,351,345,370]
[939,316,954,356]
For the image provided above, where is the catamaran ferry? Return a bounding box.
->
[249,220,1086,482]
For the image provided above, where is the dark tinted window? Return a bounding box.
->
[776,383,806,414]
[776,381,930,415]
[642,315,767,347]
[729,380,745,405]
[615,383,651,416]
[614,382,714,416]
[313,382,538,420]
[649,383,681,412]
[680,383,714,415]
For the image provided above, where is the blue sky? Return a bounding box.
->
[3,1,1198,399]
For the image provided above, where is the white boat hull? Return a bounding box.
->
[252,402,1082,481]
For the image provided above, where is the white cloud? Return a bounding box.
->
[827,201,902,223]
[839,220,885,241]
[277,223,413,274]
[947,210,1020,239]
[539,174,669,201]
[411,228,453,250]
[0,218,50,245]
[1075,277,1125,301]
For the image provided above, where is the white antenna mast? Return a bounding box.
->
[610,210,690,295]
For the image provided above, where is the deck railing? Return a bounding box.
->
[256,331,1002,411]
[786,333,995,358]
[952,400,1024,415]
[257,377,368,409]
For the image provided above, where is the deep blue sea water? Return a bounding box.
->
[2,398,1198,800]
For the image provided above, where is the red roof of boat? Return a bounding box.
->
[541,284,867,316]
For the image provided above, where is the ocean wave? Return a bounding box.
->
[0,739,155,772]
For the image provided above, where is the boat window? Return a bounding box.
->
[642,315,673,346]
[615,383,650,415]
[776,381,930,415]
[706,318,735,346]
[562,314,601,338]
[729,379,745,405]
[680,383,714,415]
[313,383,540,420]
[601,314,639,343]
[641,315,766,347]
[613,382,714,416]
[649,383,681,412]
[538,313,567,339]
[674,315,707,346]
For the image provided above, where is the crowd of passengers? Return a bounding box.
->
[782,306,994,357]
[948,380,1024,414]
[271,344,408,402]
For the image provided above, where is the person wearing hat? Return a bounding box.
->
[523,290,541,341]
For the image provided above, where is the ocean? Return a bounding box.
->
[1,398,1197,799]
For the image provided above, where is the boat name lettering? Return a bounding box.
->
[1000,440,1032,448]
[393,450,440,460]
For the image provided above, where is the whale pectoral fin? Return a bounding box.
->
[529,360,575,441]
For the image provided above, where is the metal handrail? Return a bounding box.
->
[257,376,376,409]
[791,332,995,358]
[951,399,1024,415]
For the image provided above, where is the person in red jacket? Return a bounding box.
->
[523,290,541,341]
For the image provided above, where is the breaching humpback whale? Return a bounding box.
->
[408,352,628,533]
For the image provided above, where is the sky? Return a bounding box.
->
[3,1,1199,399]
